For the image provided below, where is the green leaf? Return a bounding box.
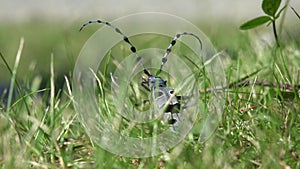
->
[239,16,271,30]
[262,0,282,16]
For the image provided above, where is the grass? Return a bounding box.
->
[0,19,300,168]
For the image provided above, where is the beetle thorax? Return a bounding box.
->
[148,76,167,89]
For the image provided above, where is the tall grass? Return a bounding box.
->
[0,20,299,168]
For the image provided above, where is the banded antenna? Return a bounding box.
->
[156,32,202,76]
[79,20,151,76]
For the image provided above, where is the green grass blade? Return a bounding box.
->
[290,6,300,20]
[228,66,267,88]
[0,51,31,115]
[50,53,55,129]
[6,37,24,112]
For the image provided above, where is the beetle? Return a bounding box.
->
[80,20,202,131]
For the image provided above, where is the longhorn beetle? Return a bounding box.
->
[80,20,202,131]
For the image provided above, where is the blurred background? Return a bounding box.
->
[1,0,300,23]
[0,0,299,89]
